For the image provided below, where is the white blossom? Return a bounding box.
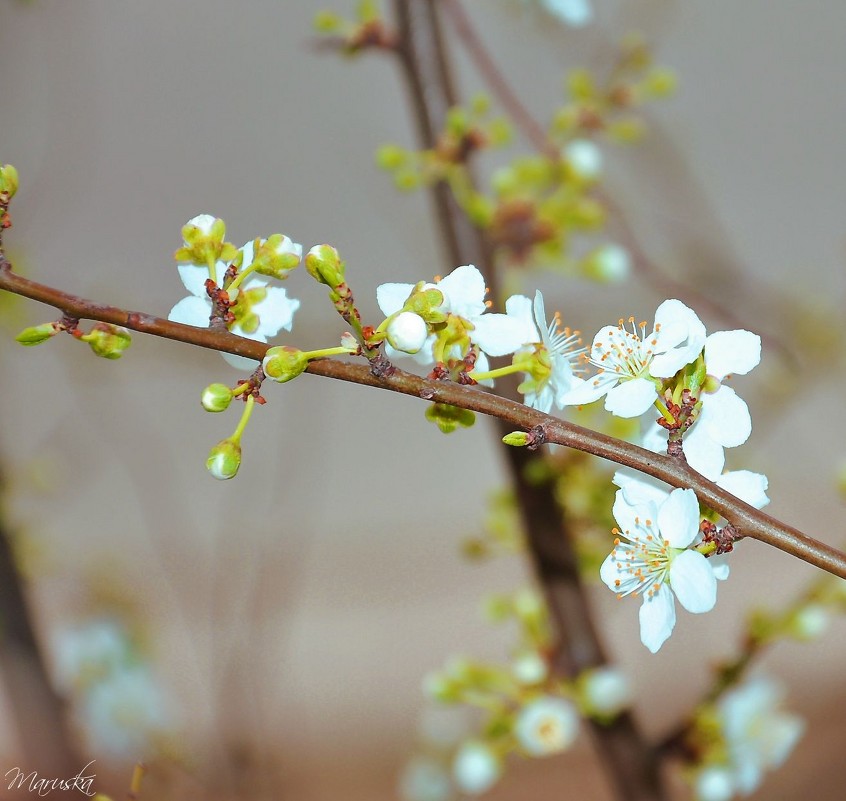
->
[580,666,631,717]
[399,756,453,801]
[540,0,592,27]
[515,695,580,756]
[563,139,602,179]
[715,677,804,796]
[169,239,300,369]
[562,299,706,417]
[600,487,717,652]
[387,311,429,354]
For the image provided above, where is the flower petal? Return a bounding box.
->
[650,299,706,377]
[376,282,415,316]
[639,584,676,653]
[700,386,752,448]
[471,313,529,356]
[437,264,486,319]
[506,293,539,344]
[604,377,658,417]
[682,423,726,478]
[657,488,700,548]
[670,550,717,613]
[613,470,670,507]
[251,287,300,337]
[177,264,213,298]
[168,296,212,327]
[716,470,770,509]
[705,330,761,380]
[611,489,656,536]
[221,351,262,370]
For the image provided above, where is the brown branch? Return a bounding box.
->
[1,259,844,580]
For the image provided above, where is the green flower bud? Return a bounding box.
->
[262,346,309,383]
[201,383,234,413]
[173,214,238,266]
[15,322,58,346]
[206,438,241,480]
[313,10,342,32]
[376,144,408,170]
[81,323,131,360]
[502,431,530,447]
[305,244,345,287]
[405,285,446,324]
[0,164,19,198]
[251,234,303,280]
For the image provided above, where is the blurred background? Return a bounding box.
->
[1,1,845,798]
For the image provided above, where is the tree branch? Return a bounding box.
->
[1,259,843,581]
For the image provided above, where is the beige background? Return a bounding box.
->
[1,1,846,798]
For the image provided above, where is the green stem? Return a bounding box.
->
[304,346,357,359]
[469,363,521,382]
[231,394,255,444]
[206,254,218,288]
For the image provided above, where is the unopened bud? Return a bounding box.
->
[0,164,19,198]
[305,244,345,287]
[206,438,241,480]
[201,383,234,412]
[563,139,602,180]
[502,431,530,447]
[386,311,428,354]
[251,234,303,280]
[81,323,131,360]
[174,214,237,266]
[584,244,631,283]
[262,346,309,383]
[15,322,58,346]
[405,285,447,323]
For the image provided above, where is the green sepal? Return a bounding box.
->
[425,403,476,434]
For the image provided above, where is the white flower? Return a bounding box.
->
[511,651,549,685]
[452,741,501,795]
[377,264,527,366]
[169,239,300,369]
[183,213,216,236]
[540,0,592,27]
[515,695,580,756]
[716,677,804,795]
[600,487,717,653]
[562,300,706,417]
[79,665,172,758]
[51,619,130,693]
[591,244,631,283]
[507,291,584,412]
[580,667,631,717]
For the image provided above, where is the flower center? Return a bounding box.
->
[588,317,660,380]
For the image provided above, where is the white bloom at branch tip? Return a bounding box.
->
[715,676,804,796]
[515,695,580,756]
[453,741,501,795]
[183,213,216,237]
[600,487,717,653]
[695,766,734,801]
[561,299,706,417]
[540,0,593,27]
[169,239,300,369]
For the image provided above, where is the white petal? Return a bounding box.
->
[705,330,761,380]
[252,287,300,337]
[700,386,752,448]
[650,299,706,377]
[612,489,655,536]
[670,550,717,613]
[613,470,669,507]
[559,374,616,407]
[657,488,700,548]
[472,313,529,356]
[387,312,428,354]
[168,295,212,327]
[604,377,658,417]
[710,555,731,581]
[437,265,486,319]
[640,421,669,454]
[472,350,493,387]
[376,282,415,316]
[716,470,770,509]
[506,293,539,343]
[682,423,726,478]
[599,551,621,592]
[177,263,213,297]
[639,584,676,653]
